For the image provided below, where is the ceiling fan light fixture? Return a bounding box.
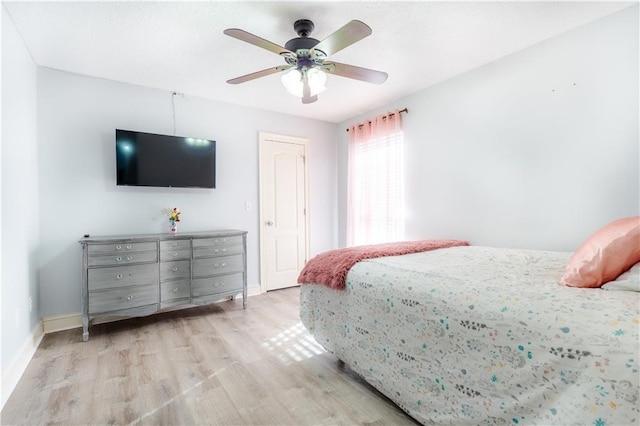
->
[307,68,327,96]
[281,68,304,97]
[281,67,327,98]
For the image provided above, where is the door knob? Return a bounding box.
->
[266,221,274,226]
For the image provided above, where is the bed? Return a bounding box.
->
[299,245,639,425]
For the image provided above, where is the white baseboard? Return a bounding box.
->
[42,312,83,333]
[247,283,262,297]
[1,321,44,410]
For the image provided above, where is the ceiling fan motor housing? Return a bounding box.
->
[285,37,320,52]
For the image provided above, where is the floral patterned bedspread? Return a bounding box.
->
[300,246,639,425]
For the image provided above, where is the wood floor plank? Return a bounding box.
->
[1,287,419,425]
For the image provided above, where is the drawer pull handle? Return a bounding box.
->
[116,245,121,250]
[173,252,179,257]
[222,238,226,242]
[222,248,227,252]
[126,256,133,261]
[126,245,132,250]
[116,274,123,279]
[172,267,178,272]
[214,248,220,253]
[173,287,179,293]
[172,242,179,247]
[116,256,122,262]
[214,263,219,268]
[221,262,227,267]
[127,295,133,301]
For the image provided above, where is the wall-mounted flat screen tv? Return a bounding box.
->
[116,129,216,188]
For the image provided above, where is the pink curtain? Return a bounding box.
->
[347,110,404,246]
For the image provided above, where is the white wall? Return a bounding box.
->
[339,5,639,251]
[37,68,338,318]
[1,6,41,405]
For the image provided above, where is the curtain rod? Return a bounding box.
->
[346,108,408,132]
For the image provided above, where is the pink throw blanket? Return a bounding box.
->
[297,239,469,290]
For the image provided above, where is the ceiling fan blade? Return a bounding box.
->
[224,28,295,56]
[325,61,388,84]
[311,20,372,57]
[301,77,318,104]
[227,65,291,84]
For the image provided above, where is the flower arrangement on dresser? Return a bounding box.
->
[161,207,181,233]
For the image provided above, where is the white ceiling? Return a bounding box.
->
[3,1,634,123]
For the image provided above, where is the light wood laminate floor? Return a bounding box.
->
[1,287,419,425]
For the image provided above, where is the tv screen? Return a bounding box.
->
[116,129,216,188]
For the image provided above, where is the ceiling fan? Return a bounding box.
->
[224,19,388,104]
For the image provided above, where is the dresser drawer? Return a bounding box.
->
[192,273,243,297]
[192,254,243,277]
[193,244,243,259]
[88,241,157,255]
[89,284,159,314]
[88,263,158,291]
[193,235,242,248]
[160,239,191,250]
[160,260,190,281]
[193,236,243,258]
[88,250,157,267]
[161,279,190,302]
[160,248,191,262]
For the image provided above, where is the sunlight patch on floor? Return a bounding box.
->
[262,322,326,364]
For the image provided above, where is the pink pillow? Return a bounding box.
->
[560,216,640,288]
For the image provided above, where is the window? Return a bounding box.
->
[347,110,404,246]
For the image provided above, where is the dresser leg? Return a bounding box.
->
[82,315,89,342]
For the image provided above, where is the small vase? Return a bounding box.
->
[170,220,178,233]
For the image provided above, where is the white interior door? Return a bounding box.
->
[259,132,309,292]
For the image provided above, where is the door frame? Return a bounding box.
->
[258,132,310,293]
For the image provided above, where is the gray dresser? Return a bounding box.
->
[80,230,247,341]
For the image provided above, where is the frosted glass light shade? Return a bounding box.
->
[281,68,303,97]
[307,68,327,96]
[281,67,327,97]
